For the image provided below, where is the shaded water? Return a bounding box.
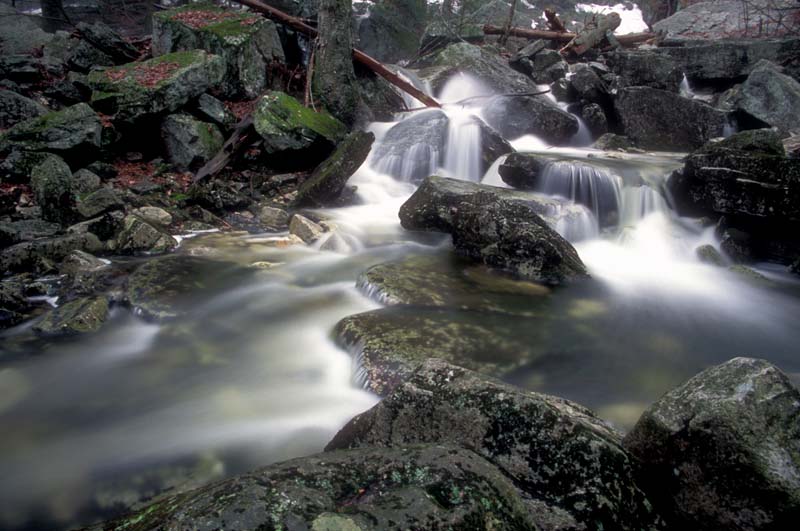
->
[2,75,800,530]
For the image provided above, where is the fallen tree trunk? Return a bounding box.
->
[193,116,257,183]
[483,24,654,47]
[231,0,440,108]
[560,12,621,56]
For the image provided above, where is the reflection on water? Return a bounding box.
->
[2,77,800,531]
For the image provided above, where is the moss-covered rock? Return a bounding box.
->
[0,88,47,129]
[328,359,664,531]
[334,306,543,396]
[294,130,374,207]
[0,233,103,274]
[32,296,108,336]
[30,154,74,225]
[115,214,177,255]
[357,253,548,314]
[0,219,61,248]
[0,103,101,157]
[253,91,347,168]
[152,3,285,98]
[87,445,539,531]
[76,187,125,219]
[87,50,225,124]
[161,113,224,171]
[624,357,800,530]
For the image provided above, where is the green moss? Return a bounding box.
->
[257,91,347,142]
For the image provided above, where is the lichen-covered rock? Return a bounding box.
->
[253,91,347,168]
[0,88,47,129]
[581,103,608,137]
[131,206,173,228]
[483,95,578,144]
[413,42,539,95]
[87,50,225,124]
[334,307,545,396]
[67,39,115,74]
[0,103,102,157]
[115,215,177,255]
[569,63,609,105]
[0,149,50,183]
[614,87,729,151]
[87,445,540,531]
[624,357,800,530]
[30,154,74,224]
[606,50,682,91]
[152,3,285,99]
[76,21,139,64]
[257,205,289,230]
[498,153,549,189]
[668,129,800,223]
[592,133,635,151]
[71,168,102,195]
[161,113,224,171]
[735,60,800,134]
[294,131,374,207]
[76,187,125,219]
[328,359,664,531]
[193,93,236,129]
[399,176,589,284]
[0,233,102,274]
[33,296,108,336]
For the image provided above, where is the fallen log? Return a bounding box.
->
[483,24,654,47]
[560,12,621,56]
[193,116,257,183]
[231,0,440,108]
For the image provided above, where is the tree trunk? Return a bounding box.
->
[41,0,67,32]
[499,0,519,45]
[312,0,362,126]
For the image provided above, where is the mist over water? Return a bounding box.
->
[2,73,800,531]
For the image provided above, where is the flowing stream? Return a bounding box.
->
[2,75,800,530]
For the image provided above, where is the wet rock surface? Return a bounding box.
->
[625,357,800,530]
[483,95,578,145]
[399,176,589,285]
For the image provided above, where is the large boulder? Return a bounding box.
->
[30,155,74,225]
[0,233,102,274]
[370,109,449,182]
[0,103,102,158]
[399,176,589,284]
[0,4,53,56]
[0,220,61,248]
[252,91,347,169]
[483,95,578,144]
[0,279,32,329]
[653,1,797,41]
[294,130,374,207]
[654,38,800,84]
[334,307,543,396]
[735,60,800,133]
[87,445,540,531]
[614,87,729,151]
[669,129,800,222]
[87,50,225,124]
[328,359,664,530]
[624,357,800,530]
[161,113,224,171]
[114,214,178,255]
[412,42,539,96]
[152,4,285,99]
[606,50,683,91]
[569,63,610,105]
[76,21,139,64]
[0,89,47,129]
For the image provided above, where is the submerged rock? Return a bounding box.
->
[735,60,800,133]
[334,307,541,396]
[33,296,108,336]
[294,130,374,207]
[87,50,225,124]
[328,359,664,531]
[483,95,578,145]
[399,176,588,284]
[153,4,285,99]
[614,87,729,151]
[0,103,102,157]
[695,244,725,266]
[624,357,800,530]
[88,445,539,531]
[161,113,224,171]
[253,91,347,168]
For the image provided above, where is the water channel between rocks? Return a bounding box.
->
[2,75,800,531]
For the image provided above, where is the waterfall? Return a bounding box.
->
[443,112,483,181]
[536,161,623,228]
[679,74,694,99]
[619,185,668,227]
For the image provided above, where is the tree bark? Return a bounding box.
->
[499,0,519,45]
[312,0,361,126]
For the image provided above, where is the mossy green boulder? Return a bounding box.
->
[87,50,224,124]
[334,306,545,396]
[115,214,177,256]
[161,113,224,171]
[30,154,74,224]
[253,91,347,166]
[152,3,284,98]
[0,103,101,157]
[33,296,108,336]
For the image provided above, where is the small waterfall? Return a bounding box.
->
[679,74,694,99]
[619,185,668,227]
[570,115,594,147]
[443,112,483,181]
[537,161,623,228]
[553,204,600,242]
